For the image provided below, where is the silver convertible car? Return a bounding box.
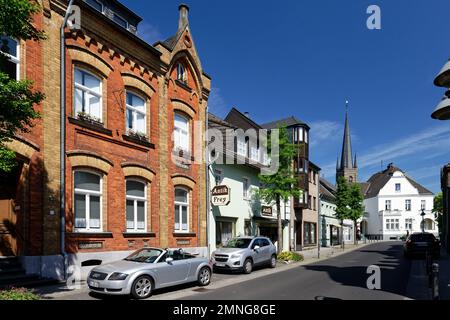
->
[87,247,212,299]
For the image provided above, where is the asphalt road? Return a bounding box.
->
[48,241,413,300]
[182,241,412,300]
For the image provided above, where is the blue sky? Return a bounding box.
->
[122,0,450,193]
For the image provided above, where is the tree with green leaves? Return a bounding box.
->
[335,176,364,245]
[433,192,444,238]
[258,127,301,254]
[0,0,45,172]
[334,176,351,246]
[348,183,364,244]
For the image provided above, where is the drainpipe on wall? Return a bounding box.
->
[60,0,75,280]
[205,106,210,258]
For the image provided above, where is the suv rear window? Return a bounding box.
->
[410,233,435,242]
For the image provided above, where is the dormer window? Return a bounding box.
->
[85,0,103,12]
[177,63,187,83]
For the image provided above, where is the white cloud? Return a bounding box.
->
[309,121,342,146]
[208,87,228,117]
[320,124,450,182]
[138,22,162,45]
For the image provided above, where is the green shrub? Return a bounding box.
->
[277,251,304,262]
[0,288,40,300]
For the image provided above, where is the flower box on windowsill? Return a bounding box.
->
[122,132,155,149]
[173,148,195,162]
[68,116,113,136]
[77,112,103,126]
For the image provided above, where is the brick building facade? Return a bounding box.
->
[0,0,210,280]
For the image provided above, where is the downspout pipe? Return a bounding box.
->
[205,106,210,258]
[60,0,75,280]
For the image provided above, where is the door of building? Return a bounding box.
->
[0,165,21,256]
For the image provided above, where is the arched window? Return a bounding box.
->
[74,171,102,231]
[0,37,20,80]
[174,187,189,232]
[74,68,102,121]
[349,176,354,183]
[126,91,146,135]
[126,179,147,231]
[176,63,186,82]
[174,113,189,152]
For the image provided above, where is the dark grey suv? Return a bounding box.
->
[211,236,277,274]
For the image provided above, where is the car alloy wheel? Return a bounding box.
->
[198,267,211,286]
[243,258,253,274]
[131,276,153,299]
[270,255,276,268]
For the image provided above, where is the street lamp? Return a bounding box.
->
[432,59,450,120]
[421,208,426,233]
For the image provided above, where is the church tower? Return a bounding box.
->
[336,107,358,183]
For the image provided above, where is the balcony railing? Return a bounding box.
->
[379,209,402,216]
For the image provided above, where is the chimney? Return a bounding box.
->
[178,4,189,30]
[244,112,250,118]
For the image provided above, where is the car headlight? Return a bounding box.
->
[108,272,128,281]
[230,254,241,259]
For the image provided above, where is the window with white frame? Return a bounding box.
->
[74,171,102,231]
[126,92,146,134]
[174,188,189,232]
[0,37,20,80]
[173,113,189,152]
[405,218,413,230]
[405,199,411,211]
[299,127,304,142]
[243,177,249,199]
[421,200,426,210]
[237,136,247,156]
[385,200,391,211]
[177,63,187,82]
[126,179,147,232]
[74,68,102,121]
[385,218,399,231]
[395,183,401,192]
[304,130,308,144]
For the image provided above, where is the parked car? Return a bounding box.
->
[211,236,277,274]
[87,248,212,299]
[404,232,441,259]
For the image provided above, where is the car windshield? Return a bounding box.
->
[124,248,162,263]
[223,238,252,248]
[410,234,435,242]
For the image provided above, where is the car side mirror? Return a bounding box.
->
[253,245,260,251]
[166,257,174,264]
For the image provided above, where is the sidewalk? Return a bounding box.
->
[34,242,372,300]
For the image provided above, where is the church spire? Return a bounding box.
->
[340,108,354,170]
[336,100,358,183]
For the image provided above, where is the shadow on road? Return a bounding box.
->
[303,242,412,298]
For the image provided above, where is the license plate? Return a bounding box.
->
[89,280,100,288]
[215,263,225,267]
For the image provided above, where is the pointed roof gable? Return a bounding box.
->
[261,116,310,130]
[224,107,262,131]
[363,163,434,199]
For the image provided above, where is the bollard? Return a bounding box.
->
[431,263,439,300]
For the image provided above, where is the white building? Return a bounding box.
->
[207,113,290,254]
[361,164,437,240]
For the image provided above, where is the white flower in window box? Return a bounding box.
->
[77,111,103,126]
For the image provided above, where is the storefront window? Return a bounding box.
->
[303,222,316,245]
[216,221,234,246]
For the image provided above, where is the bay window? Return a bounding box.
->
[74,68,102,121]
[237,136,247,156]
[126,179,147,232]
[174,188,189,232]
[74,171,102,231]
